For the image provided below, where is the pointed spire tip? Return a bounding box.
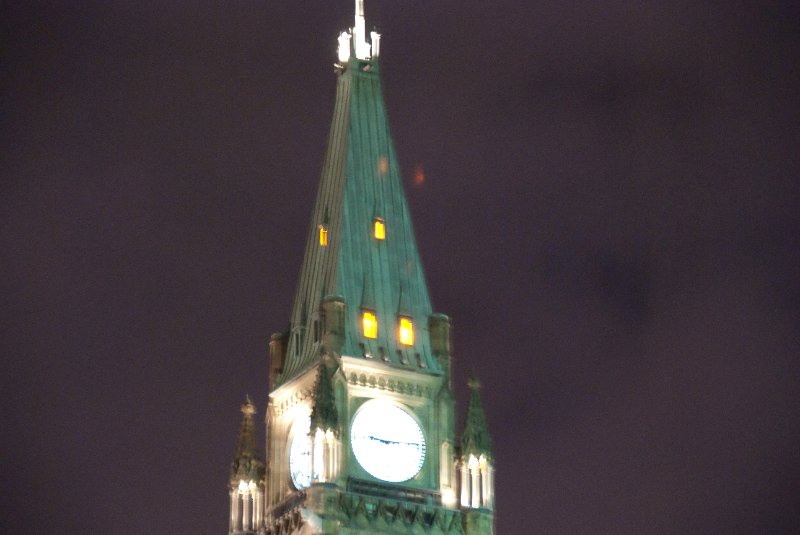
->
[241,395,256,415]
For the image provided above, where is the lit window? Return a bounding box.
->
[319,225,328,246]
[362,311,377,339]
[374,218,385,240]
[398,317,414,346]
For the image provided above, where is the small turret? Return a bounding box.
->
[459,378,495,534]
[268,332,287,389]
[229,397,265,534]
[462,378,492,461]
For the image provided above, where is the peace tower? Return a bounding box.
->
[228,3,494,533]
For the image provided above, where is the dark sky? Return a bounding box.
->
[3,1,799,533]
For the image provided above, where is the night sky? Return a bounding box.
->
[3,1,799,533]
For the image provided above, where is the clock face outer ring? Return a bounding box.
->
[350,399,426,483]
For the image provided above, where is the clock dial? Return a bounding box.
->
[350,399,426,482]
[288,416,313,490]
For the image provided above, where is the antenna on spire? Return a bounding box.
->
[353,0,370,59]
[338,0,380,63]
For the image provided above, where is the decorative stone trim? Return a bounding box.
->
[263,505,303,535]
[346,372,431,397]
[272,387,315,417]
[338,493,465,534]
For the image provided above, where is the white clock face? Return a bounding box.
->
[288,416,313,490]
[350,399,426,482]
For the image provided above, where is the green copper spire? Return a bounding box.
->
[230,396,264,483]
[461,378,493,459]
[276,7,437,385]
[310,362,339,434]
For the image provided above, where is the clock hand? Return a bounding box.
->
[367,435,419,446]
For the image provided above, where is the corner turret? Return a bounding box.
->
[462,378,493,460]
[229,397,265,534]
[459,378,495,534]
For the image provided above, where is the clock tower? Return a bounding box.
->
[227,2,494,534]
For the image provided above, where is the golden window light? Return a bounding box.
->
[373,218,385,240]
[398,317,414,346]
[362,311,377,339]
[319,225,328,246]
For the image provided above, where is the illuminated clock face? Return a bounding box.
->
[288,416,313,490]
[350,399,426,482]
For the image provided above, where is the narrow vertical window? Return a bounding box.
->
[362,311,377,339]
[398,317,414,346]
[319,225,328,246]
[373,218,385,240]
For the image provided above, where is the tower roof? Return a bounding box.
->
[461,378,493,459]
[230,396,264,484]
[277,5,439,385]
